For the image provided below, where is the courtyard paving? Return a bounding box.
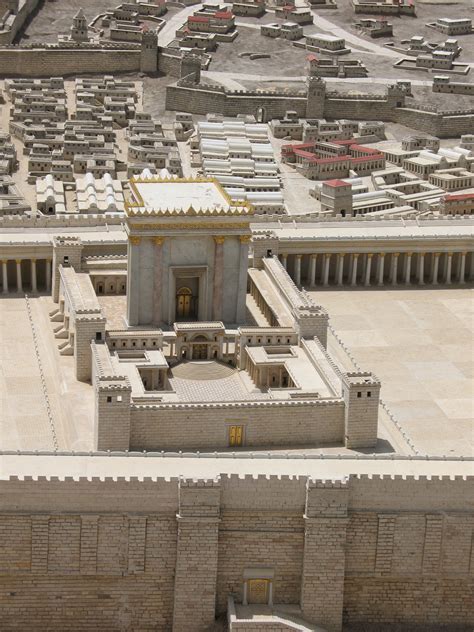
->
[310,287,474,457]
[0,295,95,451]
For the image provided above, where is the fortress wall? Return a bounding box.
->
[165,83,228,115]
[158,50,182,77]
[165,84,307,118]
[393,108,474,138]
[0,48,141,77]
[323,97,395,122]
[0,474,472,630]
[129,401,345,451]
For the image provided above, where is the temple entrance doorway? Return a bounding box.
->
[248,579,270,604]
[176,279,199,321]
[192,336,208,359]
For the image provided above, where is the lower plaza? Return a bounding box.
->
[0,0,473,629]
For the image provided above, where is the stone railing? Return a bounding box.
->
[24,294,59,450]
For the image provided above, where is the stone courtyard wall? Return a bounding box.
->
[129,400,345,450]
[0,470,472,631]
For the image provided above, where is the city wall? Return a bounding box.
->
[128,400,345,451]
[0,470,472,631]
[165,82,474,138]
[0,45,142,77]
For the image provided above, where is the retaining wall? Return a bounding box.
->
[0,472,472,630]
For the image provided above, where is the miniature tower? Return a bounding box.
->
[140,28,158,74]
[180,53,202,84]
[70,9,89,43]
[51,236,83,303]
[306,75,325,119]
[342,371,381,449]
[320,179,353,217]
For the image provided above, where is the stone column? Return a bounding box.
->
[364,253,373,287]
[417,252,425,285]
[445,252,453,285]
[295,254,302,286]
[46,258,52,293]
[236,236,250,322]
[281,253,288,270]
[301,478,349,632]
[31,258,37,293]
[431,252,440,285]
[336,254,344,286]
[350,253,359,287]
[390,253,399,286]
[127,236,141,326]
[458,252,466,284]
[322,253,331,287]
[15,259,22,293]
[2,260,8,294]
[212,236,225,320]
[377,253,385,286]
[309,254,317,287]
[173,479,221,632]
[152,237,164,325]
[404,252,412,285]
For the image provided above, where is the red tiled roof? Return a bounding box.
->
[324,179,349,187]
[188,15,210,22]
[350,154,384,163]
[307,54,318,61]
[444,192,474,201]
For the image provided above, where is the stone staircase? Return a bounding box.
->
[170,360,236,381]
[49,307,64,323]
[57,340,73,356]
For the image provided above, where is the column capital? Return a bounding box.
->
[214,236,226,244]
[31,258,37,263]
[367,253,373,259]
[295,253,302,259]
[153,237,164,245]
[338,252,345,258]
[406,252,413,257]
[447,252,453,257]
[434,252,441,258]
[324,252,331,259]
[15,259,22,265]
[129,236,141,246]
[392,252,400,258]
[353,253,360,259]
[2,259,8,264]
[240,235,251,243]
[379,252,386,258]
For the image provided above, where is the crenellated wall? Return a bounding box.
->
[0,467,472,631]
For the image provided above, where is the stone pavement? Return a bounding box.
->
[0,296,95,451]
[311,287,474,457]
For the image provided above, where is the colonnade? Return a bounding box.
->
[1,258,52,293]
[279,251,473,288]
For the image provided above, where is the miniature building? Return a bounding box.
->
[36,174,66,214]
[76,173,125,214]
[352,0,415,16]
[305,33,349,54]
[232,0,265,17]
[275,5,313,24]
[320,179,353,216]
[354,17,393,37]
[427,17,472,36]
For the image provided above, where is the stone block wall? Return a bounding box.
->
[0,47,142,77]
[0,472,472,631]
[129,400,345,451]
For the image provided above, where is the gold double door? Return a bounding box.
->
[247,579,269,604]
[228,425,243,447]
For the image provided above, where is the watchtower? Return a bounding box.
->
[306,76,325,119]
[342,371,380,448]
[140,29,158,74]
[70,9,89,43]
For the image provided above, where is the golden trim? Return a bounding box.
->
[15,259,22,264]
[240,235,252,243]
[125,176,254,217]
[153,237,165,245]
[129,237,141,246]
[128,222,250,231]
[214,236,226,244]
